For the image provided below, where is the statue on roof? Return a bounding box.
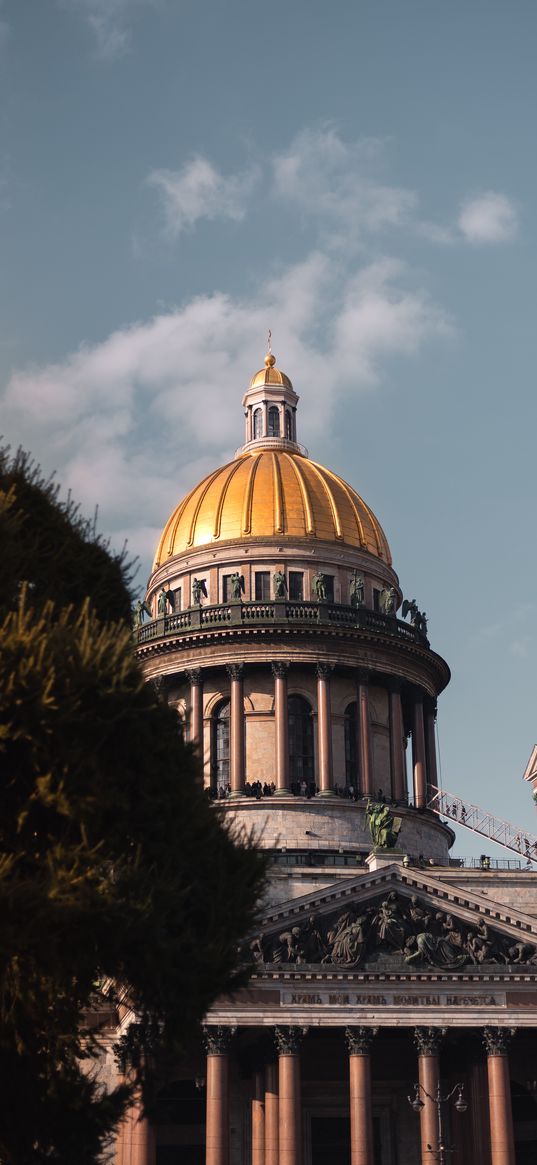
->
[192,577,207,605]
[132,598,152,628]
[230,572,244,600]
[349,571,365,608]
[312,573,327,601]
[379,586,397,616]
[365,799,402,849]
[273,570,287,599]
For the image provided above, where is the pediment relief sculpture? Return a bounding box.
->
[249,891,537,972]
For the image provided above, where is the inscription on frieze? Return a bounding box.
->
[281,990,504,1007]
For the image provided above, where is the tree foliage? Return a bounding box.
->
[0,448,266,1164]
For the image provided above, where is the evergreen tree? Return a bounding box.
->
[0,448,266,1164]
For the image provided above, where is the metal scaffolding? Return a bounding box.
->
[427,784,537,863]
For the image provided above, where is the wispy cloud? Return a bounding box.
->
[272,127,417,245]
[148,157,259,237]
[458,192,518,244]
[60,0,155,60]
[0,250,450,571]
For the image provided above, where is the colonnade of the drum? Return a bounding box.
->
[186,664,438,806]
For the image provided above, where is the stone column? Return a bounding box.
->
[264,1063,279,1165]
[227,664,244,797]
[425,700,438,794]
[412,693,427,809]
[204,1026,235,1165]
[357,671,372,796]
[345,1027,378,1165]
[388,681,405,802]
[252,1070,265,1165]
[483,1028,516,1165]
[316,664,333,796]
[187,668,204,753]
[114,1087,155,1165]
[414,1027,446,1165]
[275,1027,307,1165]
[272,663,290,795]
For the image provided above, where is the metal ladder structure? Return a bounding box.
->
[427,784,537,863]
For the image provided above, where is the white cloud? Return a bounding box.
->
[1,250,450,575]
[60,0,155,60]
[272,127,417,243]
[148,157,259,237]
[458,192,518,244]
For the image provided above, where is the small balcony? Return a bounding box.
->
[135,600,430,647]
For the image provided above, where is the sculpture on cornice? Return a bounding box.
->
[380,586,397,616]
[230,572,244,600]
[192,577,207,605]
[402,598,428,635]
[312,572,327,601]
[132,598,152,628]
[273,570,287,598]
[349,571,365,608]
[157,587,174,615]
[366,799,402,849]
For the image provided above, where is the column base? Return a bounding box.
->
[316,789,336,798]
[228,789,244,800]
[273,788,290,798]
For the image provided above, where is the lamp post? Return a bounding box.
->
[407,1082,467,1164]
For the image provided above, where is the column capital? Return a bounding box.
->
[483,1027,517,1056]
[271,661,290,679]
[413,1026,447,1055]
[203,1025,236,1055]
[315,662,332,681]
[387,677,402,694]
[345,1025,378,1055]
[356,668,369,686]
[186,667,203,686]
[274,1025,308,1056]
[226,663,244,681]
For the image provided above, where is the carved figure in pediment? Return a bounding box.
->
[250,935,266,963]
[374,892,407,951]
[325,909,372,967]
[299,915,327,963]
[405,928,468,969]
[408,895,431,933]
[271,926,304,964]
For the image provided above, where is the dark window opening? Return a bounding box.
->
[268,406,280,437]
[288,695,314,784]
[285,409,292,440]
[212,700,230,793]
[222,575,232,602]
[324,575,335,602]
[373,588,381,612]
[289,571,304,601]
[172,587,181,611]
[255,571,270,600]
[253,407,263,439]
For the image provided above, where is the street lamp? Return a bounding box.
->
[407,1082,467,1164]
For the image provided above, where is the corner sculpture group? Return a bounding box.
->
[249,890,537,972]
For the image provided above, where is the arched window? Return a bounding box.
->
[344,702,358,790]
[253,407,263,439]
[268,406,280,437]
[288,695,314,785]
[211,699,230,793]
[285,409,292,440]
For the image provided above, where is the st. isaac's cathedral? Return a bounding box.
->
[113,350,537,1165]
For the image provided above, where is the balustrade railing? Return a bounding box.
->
[135,600,429,646]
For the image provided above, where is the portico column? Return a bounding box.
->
[425,700,438,794]
[483,1028,516,1165]
[264,1063,279,1165]
[388,681,405,802]
[275,1026,307,1165]
[227,664,244,797]
[204,1026,235,1165]
[114,1086,155,1165]
[187,668,204,754]
[345,1027,378,1165]
[357,671,372,796]
[316,664,333,795]
[412,693,427,809]
[252,1070,265,1165]
[272,663,290,795]
[414,1027,446,1164]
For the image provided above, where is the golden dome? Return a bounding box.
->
[153,449,391,568]
[249,354,294,392]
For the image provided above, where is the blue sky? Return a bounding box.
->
[1,0,537,860]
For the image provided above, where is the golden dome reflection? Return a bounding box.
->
[153,449,391,569]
